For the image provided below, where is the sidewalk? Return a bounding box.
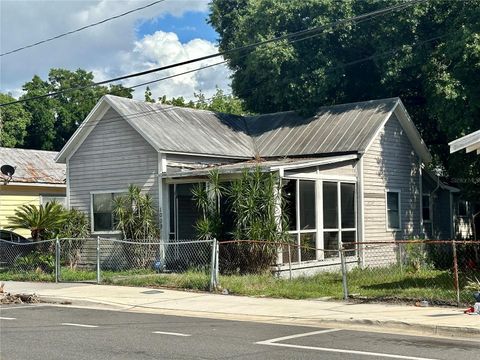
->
[2,281,479,339]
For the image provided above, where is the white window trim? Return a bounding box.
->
[385,189,402,231]
[90,189,125,235]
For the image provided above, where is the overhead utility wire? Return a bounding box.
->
[0,0,422,107]
[0,0,167,57]
[47,30,447,136]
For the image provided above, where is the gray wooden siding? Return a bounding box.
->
[363,113,421,242]
[69,107,159,234]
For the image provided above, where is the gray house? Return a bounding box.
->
[55,95,466,272]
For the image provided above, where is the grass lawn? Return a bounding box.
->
[1,265,476,305]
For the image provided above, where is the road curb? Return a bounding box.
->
[32,294,480,340]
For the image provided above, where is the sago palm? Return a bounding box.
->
[7,202,66,241]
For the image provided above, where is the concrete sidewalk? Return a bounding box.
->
[2,281,479,339]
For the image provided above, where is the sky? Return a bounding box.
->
[0,0,231,101]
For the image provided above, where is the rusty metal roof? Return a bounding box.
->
[0,147,66,185]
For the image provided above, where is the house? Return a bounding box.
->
[55,95,466,273]
[449,129,480,239]
[0,147,66,237]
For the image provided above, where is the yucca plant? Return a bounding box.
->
[7,202,66,241]
[113,184,160,268]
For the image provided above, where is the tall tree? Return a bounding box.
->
[209,0,480,197]
[20,68,133,151]
[0,93,31,147]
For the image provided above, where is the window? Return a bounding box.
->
[41,195,67,208]
[422,195,431,222]
[323,182,357,259]
[386,191,401,230]
[458,200,467,217]
[92,192,123,232]
[282,179,316,262]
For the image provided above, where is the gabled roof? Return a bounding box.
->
[0,147,65,185]
[449,129,480,155]
[56,95,432,164]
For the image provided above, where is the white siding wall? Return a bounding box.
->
[69,108,159,234]
[363,113,421,243]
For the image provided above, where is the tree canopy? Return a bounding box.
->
[2,68,133,151]
[209,0,480,198]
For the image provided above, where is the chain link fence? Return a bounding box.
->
[1,237,479,305]
[0,237,219,289]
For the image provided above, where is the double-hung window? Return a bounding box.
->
[386,191,401,230]
[92,192,123,232]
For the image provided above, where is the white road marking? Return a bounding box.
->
[0,317,16,320]
[256,329,440,360]
[61,323,98,328]
[257,328,341,344]
[258,342,440,360]
[152,331,191,337]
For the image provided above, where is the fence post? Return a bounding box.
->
[398,243,403,273]
[96,236,101,284]
[339,240,349,301]
[452,240,460,307]
[215,238,220,288]
[210,238,217,292]
[287,243,292,280]
[55,237,60,283]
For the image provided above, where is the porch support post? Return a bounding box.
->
[357,156,365,268]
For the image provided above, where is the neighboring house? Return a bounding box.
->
[55,95,466,274]
[0,147,66,237]
[449,129,480,239]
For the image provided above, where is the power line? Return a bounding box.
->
[0,0,423,107]
[21,29,447,141]
[0,0,167,57]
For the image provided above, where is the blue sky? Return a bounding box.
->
[136,11,218,44]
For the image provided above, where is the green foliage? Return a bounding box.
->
[58,209,90,268]
[209,0,480,198]
[19,68,133,151]
[113,184,159,241]
[157,88,247,115]
[113,184,159,268]
[15,251,55,273]
[7,202,66,241]
[192,170,223,240]
[193,167,288,273]
[404,243,433,272]
[0,93,31,147]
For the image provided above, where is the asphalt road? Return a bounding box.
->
[0,304,478,360]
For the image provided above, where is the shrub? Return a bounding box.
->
[15,252,55,273]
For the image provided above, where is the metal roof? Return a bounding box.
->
[0,147,66,185]
[105,96,255,158]
[57,95,431,163]
[166,154,358,178]
[246,98,399,157]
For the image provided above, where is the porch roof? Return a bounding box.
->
[449,129,480,155]
[164,154,359,179]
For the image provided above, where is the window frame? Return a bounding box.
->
[90,190,125,234]
[422,194,432,223]
[457,200,468,217]
[385,189,402,231]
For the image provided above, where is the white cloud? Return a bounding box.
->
[0,0,230,100]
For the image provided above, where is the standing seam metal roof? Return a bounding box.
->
[96,96,400,159]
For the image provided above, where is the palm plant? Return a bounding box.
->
[7,202,66,241]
